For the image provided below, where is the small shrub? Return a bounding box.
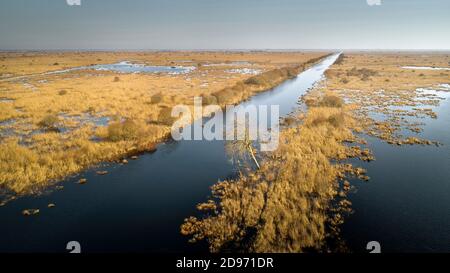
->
[310,115,328,127]
[212,88,238,105]
[328,112,346,128]
[244,77,266,86]
[304,98,317,107]
[317,95,344,108]
[58,90,68,96]
[202,95,218,105]
[113,76,120,82]
[157,107,176,125]
[87,106,96,113]
[150,93,163,104]
[341,78,349,84]
[107,119,140,142]
[310,112,345,128]
[38,114,59,131]
[264,69,284,80]
[346,67,377,81]
[285,67,299,78]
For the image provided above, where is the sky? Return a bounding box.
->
[0,0,449,50]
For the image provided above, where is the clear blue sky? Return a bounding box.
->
[0,0,449,50]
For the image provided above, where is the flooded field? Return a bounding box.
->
[343,92,450,252]
[324,53,450,252]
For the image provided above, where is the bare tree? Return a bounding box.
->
[226,126,260,170]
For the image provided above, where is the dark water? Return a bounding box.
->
[342,89,450,253]
[0,54,340,253]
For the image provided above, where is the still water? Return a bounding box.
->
[342,88,450,252]
[91,61,195,74]
[0,61,195,83]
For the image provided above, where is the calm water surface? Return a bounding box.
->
[342,89,450,252]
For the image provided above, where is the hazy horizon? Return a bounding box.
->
[1,0,449,50]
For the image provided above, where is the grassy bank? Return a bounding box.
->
[208,54,332,106]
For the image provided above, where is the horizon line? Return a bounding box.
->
[1,48,450,52]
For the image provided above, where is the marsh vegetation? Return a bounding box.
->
[0,51,327,197]
[181,52,450,253]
